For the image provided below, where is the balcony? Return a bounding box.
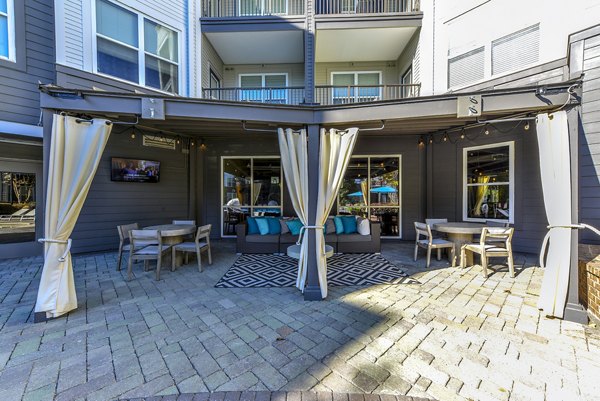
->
[202,87,306,105]
[315,84,420,105]
[201,84,421,105]
[315,0,419,15]
[202,0,305,18]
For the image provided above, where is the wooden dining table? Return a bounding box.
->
[432,222,486,266]
[144,224,196,267]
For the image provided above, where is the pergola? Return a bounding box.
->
[36,81,588,323]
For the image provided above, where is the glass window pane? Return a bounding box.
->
[252,159,281,207]
[339,157,368,208]
[332,73,354,86]
[96,0,138,47]
[264,74,286,87]
[240,75,262,87]
[223,159,251,206]
[357,73,379,86]
[144,19,178,62]
[97,37,139,83]
[370,208,399,237]
[0,172,36,244]
[466,146,510,184]
[370,157,399,206]
[0,0,7,14]
[466,184,510,220]
[145,55,178,93]
[0,15,7,58]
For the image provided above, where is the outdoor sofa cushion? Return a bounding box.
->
[334,216,345,234]
[256,218,270,235]
[246,234,279,243]
[357,217,370,235]
[286,219,303,235]
[246,217,260,235]
[337,233,372,243]
[266,217,281,234]
[341,215,358,234]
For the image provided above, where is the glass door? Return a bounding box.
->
[221,157,282,237]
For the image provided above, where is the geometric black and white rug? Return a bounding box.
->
[215,253,418,288]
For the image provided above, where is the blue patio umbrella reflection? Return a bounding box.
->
[347,191,364,197]
[370,186,396,193]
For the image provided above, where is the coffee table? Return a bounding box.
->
[287,244,334,259]
[433,222,486,266]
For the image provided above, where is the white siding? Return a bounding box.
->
[63,0,84,69]
[448,47,485,89]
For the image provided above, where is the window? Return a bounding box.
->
[239,74,287,104]
[95,0,179,93]
[331,72,381,104]
[448,47,485,89]
[463,143,514,223]
[0,0,15,61]
[492,24,540,76]
[208,68,221,99]
[0,171,36,244]
[338,156,402,237]
[221,157,282,237]
[401,67,413,98]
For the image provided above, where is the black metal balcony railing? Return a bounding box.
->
[202,87,306,105]
[314,84,421,105]
[203,0,305,17]
[315,0,419,15]
[202,84,420,105]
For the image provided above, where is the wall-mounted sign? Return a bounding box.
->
[457,95,482,118]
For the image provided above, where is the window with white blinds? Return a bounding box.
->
[492,24,540,76]
[448,47,485,89]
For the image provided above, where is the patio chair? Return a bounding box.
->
[0,207,30,221]
[116,223,138,271]
[414,222,454,268]
[460,227,515,278]
[127,229,172,281]
[172,220,196,225]
[172,224,212,272]
[426,218,448,237]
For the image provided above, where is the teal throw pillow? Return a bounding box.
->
[341,215,358,234]
[266,217,281,235]
[246,217,259,234]
[286,219,303,236]
[334,216,345,234]
[256,218,270,235]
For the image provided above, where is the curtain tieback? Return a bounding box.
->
[296,225,326,245]
[38,238,73,262]
[539,223,600,268]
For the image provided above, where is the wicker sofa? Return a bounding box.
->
[236,220,381,254]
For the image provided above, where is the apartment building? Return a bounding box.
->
[0,0,54,258]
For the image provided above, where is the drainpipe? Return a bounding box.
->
[184,0,191,97]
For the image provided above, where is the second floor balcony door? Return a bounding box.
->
[240,74,288,104]
[332,72,381,104]
[239,0,287,16]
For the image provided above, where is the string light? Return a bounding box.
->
[418,137,425,146]
[130,127,136,139]
[460,129,465,139]
[484,124,490,135]
[200,140,207,151]
[524,122,530,131]
[443,132,449,142]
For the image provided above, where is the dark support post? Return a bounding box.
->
[304,124,322,300]
[34,109,55,324]
[564,106,588,323]
[426,139,433,218]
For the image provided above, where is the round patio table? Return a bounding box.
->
[287,244,334,259]
[432,222,486,266]
[144,224,196,269]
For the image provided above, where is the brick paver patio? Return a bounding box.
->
[0,241,599,401]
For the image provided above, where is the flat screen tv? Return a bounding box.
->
[111,157,160,183]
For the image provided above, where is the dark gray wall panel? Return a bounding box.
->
[0,0,55,126]
[580,33,600,244]
[429,124,546,254]
[71,132,191,254]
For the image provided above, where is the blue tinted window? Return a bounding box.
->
[97,37,139,83]
[96,0,137,47]
[0,16,8,58]
[0,0,7,14]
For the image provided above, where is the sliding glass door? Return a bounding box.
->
[337,155,401,237]
[221,156,282,237]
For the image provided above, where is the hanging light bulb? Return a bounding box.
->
[418,137,424,146]
[200,140,207,151]
[484,124,490,135]
[524,122,530,131]
[460,129,465,139]
[429,136,433,144]
[176,137,181,144]
[443,132,449,142]
[130,127,136,139]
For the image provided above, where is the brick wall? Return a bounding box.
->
[579,244,600,322]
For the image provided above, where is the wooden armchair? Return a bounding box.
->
[460,227,515,277]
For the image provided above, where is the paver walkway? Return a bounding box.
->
[0,241,599,401]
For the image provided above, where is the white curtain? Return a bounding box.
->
[536,111,571,318]
[278,128,309,291]
[35,114,112,318]
[315,128,359,298]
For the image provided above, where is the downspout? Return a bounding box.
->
[432,0,435,95]
[184,0,191,97]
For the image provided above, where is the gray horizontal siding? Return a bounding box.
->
[201,35,224,90]
[71,133,191,254]
[0,0,55,126]
[580,31,600,244]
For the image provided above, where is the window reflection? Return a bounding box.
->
[0,172,36,244]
